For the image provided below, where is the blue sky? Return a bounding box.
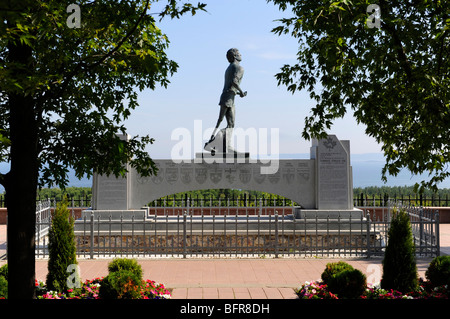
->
[126,0,382,159]
[3,1,447,191]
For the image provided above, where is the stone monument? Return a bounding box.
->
[88,49,362,221]
[90,135,361,218]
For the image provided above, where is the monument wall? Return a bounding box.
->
[91,135,356,213]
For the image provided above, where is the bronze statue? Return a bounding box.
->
[205,48,247,153]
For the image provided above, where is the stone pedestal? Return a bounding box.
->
[91,135,357,217]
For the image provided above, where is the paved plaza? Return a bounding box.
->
[1,224,449,299]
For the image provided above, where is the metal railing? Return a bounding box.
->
[389,201,440,257]
[33,201,441,259]
[0,195,91,208]
[354,193,450,207]
[69,208,375,259]
[35,199,52,241]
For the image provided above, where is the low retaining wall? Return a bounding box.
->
[0,208,6,224]
[0,207,85,225]
[1,206,449,224]
[358,207,450,223]
[147,207,294,216]
[73,233,380,257]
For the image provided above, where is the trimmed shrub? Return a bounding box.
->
[0,276,7,299]
[98,270,143,299]
[321,261,354,285]
[46,197,79,292]
[0,264,7,280]
[381,208,418,293]
[0,264,7,298]
[107,258,143,281]
[425,256,450,288]
[327,269,367,299]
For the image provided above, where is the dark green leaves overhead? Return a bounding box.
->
[0,0,206,189]
[268,0,449,192]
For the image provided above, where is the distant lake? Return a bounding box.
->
[1,153,449,192]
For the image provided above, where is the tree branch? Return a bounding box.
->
[57,0,150,95]
[83,0,151,71]
[379,0,414,84]
[0,172,5,188]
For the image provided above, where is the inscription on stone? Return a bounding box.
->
[253,166,265,184]
[195,167,208,184]
[282,163,295,184]
[317,136,350,209]
[165,162,178,184]
[181,167,193,184]
[239,167,251,184]
[151,163,164,184]
[94,175,128,210]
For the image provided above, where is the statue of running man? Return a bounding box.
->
[205,48,247,153]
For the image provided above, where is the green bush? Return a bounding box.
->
[0,264,7,298]
[98,270,143,299]
[321,261,354,285]
[381,208,419,293]
[0,264,7,280]
[46,197,79,292]
[327,269,367,299]
[107,258,143,281]
[0,276,7,299]
[426,256,450,288]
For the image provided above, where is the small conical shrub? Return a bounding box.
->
[381,207,418,293]
[46,197,79,292]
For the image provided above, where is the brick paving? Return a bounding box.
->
[0,224,449,299]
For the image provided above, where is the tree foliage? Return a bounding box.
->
[268,0,449,193]
[0,0,206,299]
[0,0,206,189]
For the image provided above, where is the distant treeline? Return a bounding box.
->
[353,186,450,198]
[36,187,92,200]
[30,185,450,200]
[2,185,450,208]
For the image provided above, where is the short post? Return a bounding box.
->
[183,211,187,258]
[90,212,94,259]
[435,211,440,257]
[274,212,279,258]
[366,212,371,258]
[419,208,424,255]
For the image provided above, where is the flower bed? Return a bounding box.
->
[296,278,449,300]
[34,277,171,299]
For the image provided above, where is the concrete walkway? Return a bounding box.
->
[1,224,449,299]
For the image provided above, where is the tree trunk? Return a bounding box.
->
[5,40,39,299]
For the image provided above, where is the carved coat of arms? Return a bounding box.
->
[323,137,337,150]
[195,167,207,184]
